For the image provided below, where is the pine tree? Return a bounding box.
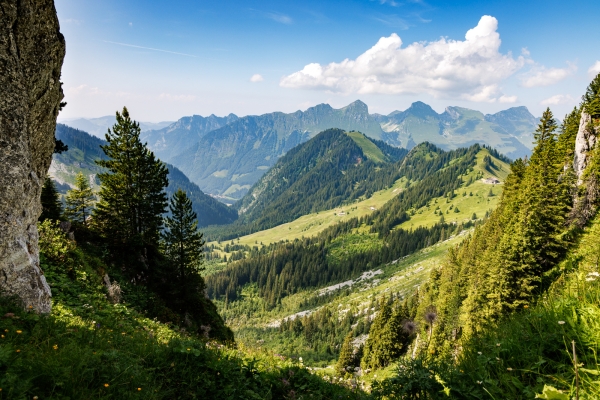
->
[64,172,95,225]
[361,297,392,370]
[94,107,168,277]
[336,332,355,376]
[162,189,206,299]
[39,176,62,222]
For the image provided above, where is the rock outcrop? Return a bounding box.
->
[0,0,65,312]
[574,109,596,184]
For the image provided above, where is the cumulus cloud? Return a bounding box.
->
[250,74,264,82]
[589,61,600,77]
[540,94,574,106]
[280,16,525,102]
[520,63,576,87]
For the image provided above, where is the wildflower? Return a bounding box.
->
[138,388,142,391]
[33,397,38,400]
[16,349,20,353]
[477,352,482,355]
[403,320,418,335]
[558,321,565,325]
[53,344,58,350]
[1,335,4,338]
[187,348,190,351]
[104,383,109,387]
[16,330,22,334]
[496,357,500,361]
[523,305,529,309]
[496,343,501,347]
[477,381,482,385]
[507,368,512,371]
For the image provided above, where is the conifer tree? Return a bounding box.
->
[94,107,168,277]
[336,332,355,376]
[64,172,95,226]
[162,189,206,298]
[361,297,392,370]
[39,176,62,222]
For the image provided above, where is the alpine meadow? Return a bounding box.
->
[2,1,600,398]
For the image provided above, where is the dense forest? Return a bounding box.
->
[206,143,484,305]
[357,74,600,398]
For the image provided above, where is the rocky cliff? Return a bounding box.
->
[0,0,65,312]
[574,109,597,183]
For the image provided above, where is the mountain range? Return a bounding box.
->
[58,116,174,138]
[64,100,539,201]
[50,124,237,227]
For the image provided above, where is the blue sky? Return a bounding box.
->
[55,0,600,122]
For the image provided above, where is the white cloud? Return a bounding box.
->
[280,16,525,103]
[540,94,574,106]
[589,61,600,77]
[520,63,576,88]
[499,95,518,103]
[250,74,264,82]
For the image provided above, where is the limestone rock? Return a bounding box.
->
[574,109,597,184]
[0,0,65,313]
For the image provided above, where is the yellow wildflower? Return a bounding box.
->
[16,330,22,334]
[53,344,58,350]
[104,383,109,387]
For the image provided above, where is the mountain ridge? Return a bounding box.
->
[66,101,538,200]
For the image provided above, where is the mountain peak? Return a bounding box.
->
[342,100,369,114]
[405,101,438,118]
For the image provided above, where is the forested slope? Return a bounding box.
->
[206,143,500,306]
[235,129,408,232]
[365,73,600,399]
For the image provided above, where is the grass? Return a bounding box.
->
[0,221,372,399]
[209,177,408,252]
[345,131,388,163]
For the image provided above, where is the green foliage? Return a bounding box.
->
[336,332,356,375]
[216,128,408,238]
[362,298,413,371]
[94,107,169,278]
[39,176,62,222]
[0,230,369,398]
[65,172,95,225]
[161,189,211,320]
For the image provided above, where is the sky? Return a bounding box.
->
[55,0,600,122]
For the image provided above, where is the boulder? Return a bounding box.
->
[0,0,65,312]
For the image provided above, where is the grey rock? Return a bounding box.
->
[574,109,597,184]
[0,0,65,313]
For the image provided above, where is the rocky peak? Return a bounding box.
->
[0,0,65,313]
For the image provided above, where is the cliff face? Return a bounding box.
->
[0,0,65,312]
[574,109,596,183]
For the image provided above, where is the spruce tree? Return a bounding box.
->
[94,107,168,276]
[40,176,62,222]
[64,172,95,225]
[336,332,355,376]
[162,189,206,299]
